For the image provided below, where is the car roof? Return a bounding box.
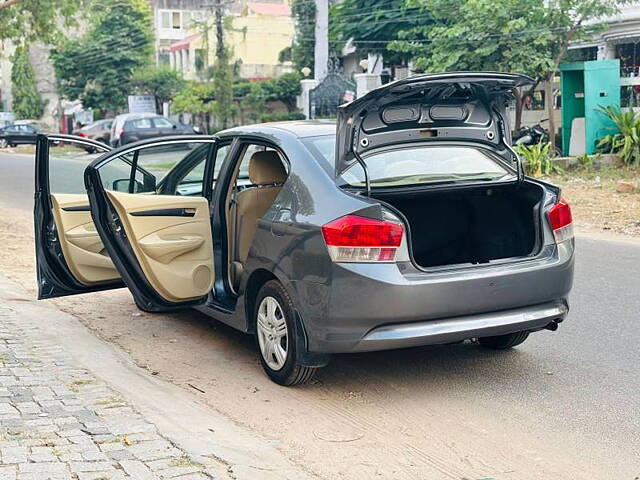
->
[219,120,336,139]
[114,112,157,120]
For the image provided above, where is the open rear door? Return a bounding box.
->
[34,134,123,299]
[84,137,218,312]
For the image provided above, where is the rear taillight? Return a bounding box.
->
[547,197,573,243]
[322,214,404,262]
[76,132,88,138]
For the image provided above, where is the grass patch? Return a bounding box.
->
[169,456,203,468]
[71,379,95,386]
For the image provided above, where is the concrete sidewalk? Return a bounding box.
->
[0,275,311,480]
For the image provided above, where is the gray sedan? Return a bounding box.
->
[34,72,573,385]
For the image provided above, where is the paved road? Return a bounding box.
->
[1,150,639,477]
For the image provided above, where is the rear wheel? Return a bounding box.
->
[0,138,7,149]
[255,280,315,386]
[478,331,530,349]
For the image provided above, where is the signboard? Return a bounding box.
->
[74,110,94,125]
[128,95,156,114]
[0,111,15,128]
[343,90,355,103]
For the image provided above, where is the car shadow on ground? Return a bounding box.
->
[164,304,543,393]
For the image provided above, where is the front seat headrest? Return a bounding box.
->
[249,151,287,185]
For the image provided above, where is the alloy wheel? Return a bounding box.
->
[256,296,288,371]
[0,139,7,149]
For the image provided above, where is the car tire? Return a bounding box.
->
[254,280,316,386]
[0,139,7,149]
[478,331,530,350]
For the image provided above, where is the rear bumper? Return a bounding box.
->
[294,241,574,354]
[351,300,567,352]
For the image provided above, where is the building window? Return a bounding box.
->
[160,11,170,29]
[617,42,640,77]
[172,12,181,29]
[158,53,170,67]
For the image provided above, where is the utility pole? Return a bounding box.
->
[314,0,328,81]
[198,0,233,129]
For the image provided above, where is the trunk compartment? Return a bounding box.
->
[376,182,544,269]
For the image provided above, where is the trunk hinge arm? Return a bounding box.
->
[504,141,525,183]
[352,150,371,197]
[493,105,524,183]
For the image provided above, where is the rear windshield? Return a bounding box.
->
[303,135,513,187]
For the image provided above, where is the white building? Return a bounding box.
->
[149,0,211,67]
[571,5,640,106]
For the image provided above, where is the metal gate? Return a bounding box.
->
[309,59,356,119]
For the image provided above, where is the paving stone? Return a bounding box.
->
[76,472,126,480]
[1,446,28,463]
[69,461,113,473]
[0,465,16,480]
[0,299,215,480]
[18,462,68,474]
[118,460,155,480]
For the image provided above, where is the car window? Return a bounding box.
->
[236,144,284,180]
[347,146,511,187]
[130,118,153,129]
[166,142,230,196]
[153,117,173,128]
[303,135,512,187]
[97,141,213,195]
[48,140,110,194]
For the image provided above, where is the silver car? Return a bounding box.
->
[34,72,574,385]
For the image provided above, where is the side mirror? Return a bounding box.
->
[172,124,177,129]
[112,178,145,193]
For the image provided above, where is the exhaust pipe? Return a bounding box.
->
[544,320,560,331]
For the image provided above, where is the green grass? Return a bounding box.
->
[552,164,640,182]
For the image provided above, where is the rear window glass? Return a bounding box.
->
[130,118,152,129]
[303,135,512,187]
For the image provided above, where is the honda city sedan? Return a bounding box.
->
[34,72,574,385]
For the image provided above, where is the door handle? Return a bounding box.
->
[130,208,196,217]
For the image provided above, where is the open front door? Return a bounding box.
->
[84,137,218,312]
[34,134,123,299]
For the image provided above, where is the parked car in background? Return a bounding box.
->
[0,123,40,148]
[110,113,198,147]
[76,119,113,149]
[34,73,574,386]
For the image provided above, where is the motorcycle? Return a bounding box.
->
[513,119,563,157]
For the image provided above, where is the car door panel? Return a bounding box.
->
[104,191,214,302]
[81,136,219,311]
[50,193,120,285]
[34,134,123,299]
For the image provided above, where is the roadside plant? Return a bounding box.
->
[11,44,47,119]
[574,153,600,170]
[515,142,561,177]
[596,105,640,165]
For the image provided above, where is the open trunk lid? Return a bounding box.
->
[335,72,534,180]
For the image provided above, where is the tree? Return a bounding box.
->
[11,44,47,119]
[0,0,85,43]
[389,0,630,142]
[211,0,236,129]
[291,0,315,76]
[389,0,552,130]
[261,73,302,112]
[539,0,630,149]
[131,67,186,114]
[51,0,153,113]
[330,0,416,66]
[172,82,216,132]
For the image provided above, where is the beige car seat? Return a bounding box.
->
[232,150,287,281]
